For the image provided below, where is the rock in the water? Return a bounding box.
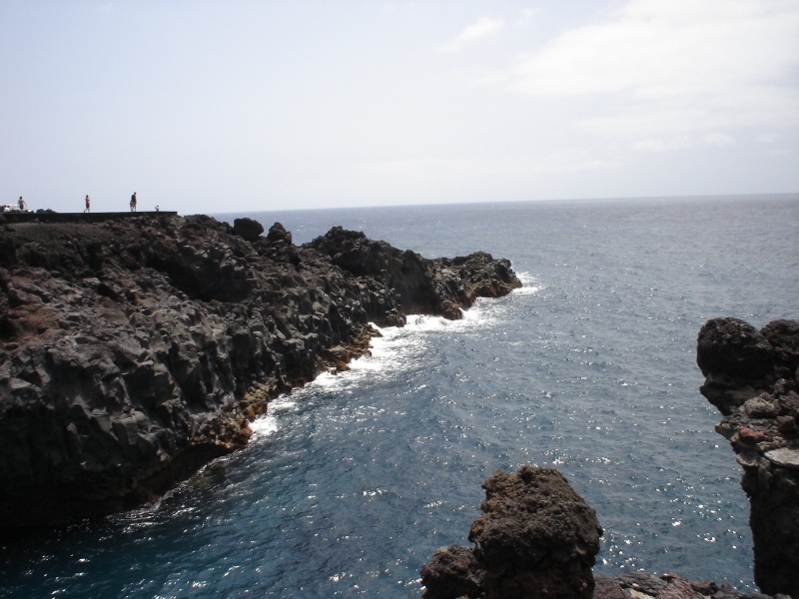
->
[697,317,799,597]
[420,545,484,599]
[420,466,601,599]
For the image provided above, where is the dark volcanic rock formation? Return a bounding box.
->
[309,226,519,321]
[0,214,521,528]
[421,466,602,599]
[593,573,784,599]
[697,317,799,597]
[421,465,788,599]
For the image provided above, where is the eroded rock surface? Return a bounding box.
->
[421,464,789,599]
[421,466,602,599]
[697,317,799,597]
[0,214,520,528]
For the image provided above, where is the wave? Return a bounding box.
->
[249,304,502,438]
[514,271,544,295]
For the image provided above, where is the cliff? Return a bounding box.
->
[697,317,799,597]
[0,214,521,529]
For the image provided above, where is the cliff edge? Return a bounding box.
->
[697,317,799,597]
[0,214,521,529]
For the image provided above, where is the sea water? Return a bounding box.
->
[1,195,797,597]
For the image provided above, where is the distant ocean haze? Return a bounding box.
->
[3,194,796,598]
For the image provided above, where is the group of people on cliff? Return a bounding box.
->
[83,192,138,213]
[5,192,159,214]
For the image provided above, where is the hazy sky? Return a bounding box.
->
[2,1,798,215]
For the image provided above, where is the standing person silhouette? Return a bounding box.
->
[84,195,91,213]
[130,192,137,212]
[18,197,26,211]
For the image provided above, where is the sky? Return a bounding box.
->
[2,0,798,215]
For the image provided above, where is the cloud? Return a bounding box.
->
[518,8,541,24]
[632,133,735,152]
[496,0,799,136]
[441,16,504,52]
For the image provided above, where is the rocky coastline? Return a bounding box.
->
[0,213,521,529]
[3,213,796,597]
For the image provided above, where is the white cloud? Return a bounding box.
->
[632,136,693,153]
[757,132,782,144]
[496,0,799,136]
[518,8,541,24]
[631,132,736,152]
[441,16,504,52]
[702,133,735,147]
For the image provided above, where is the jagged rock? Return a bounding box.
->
[421,466,601,599]
[266,221,292,244]
[309,226,520,322]
[697,318,775,380]
[0,214,521,528]
[602,571,788,599]
[697,317,799,597]
[697,318,776,415]
[761,319,799,376]
[420,545,484,599]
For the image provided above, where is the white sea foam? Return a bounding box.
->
[252,303,500,438]
[250,414,279,438]
[514,271,543,295]
[268,397,297,412]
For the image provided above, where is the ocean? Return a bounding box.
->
[2,194,797,597]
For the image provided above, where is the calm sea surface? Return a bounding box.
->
[2,195,797,597]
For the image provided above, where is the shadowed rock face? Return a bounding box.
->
[697,317,799,597]
[309,226,520,321]
[0,215,520,528]
[421,466,602,599]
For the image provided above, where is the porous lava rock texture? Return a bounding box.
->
[697,317,799,597]
[593,572,789,599]
[0,214,520,528]
[421,466,602,599]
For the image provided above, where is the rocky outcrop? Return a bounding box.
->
[309,226,520,321]
[0,214,521,528]
[593,573,787,599]
[421,466,602,599]
[697,317,799,597]
[420,465,789,599]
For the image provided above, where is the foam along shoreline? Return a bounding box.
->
[248,305,502,442]
[0,215,521,528]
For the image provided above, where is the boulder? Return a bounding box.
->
[232,217,264,241]
[420,466,601,599]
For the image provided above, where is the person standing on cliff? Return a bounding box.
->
[130,192,137,212]
[84,195,91,213]
[18,197,26,211]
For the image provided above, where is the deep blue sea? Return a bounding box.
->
[2,195,797,598]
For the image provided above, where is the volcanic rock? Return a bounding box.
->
[697,317,799,596]
[232,217,264,241]
[421,466,602,599]
[0,214,521,528]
